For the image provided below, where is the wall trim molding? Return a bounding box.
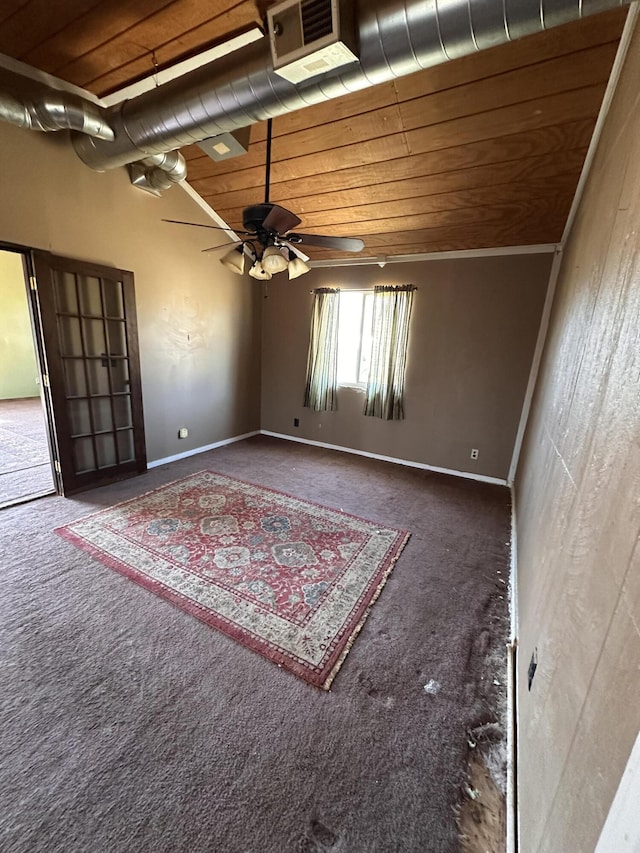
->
[146,430,260,469]
[508,247,564,484]
[260,430,508,485]
[308,243,558,269]
[148,428,509,485]
[560,4,639,248]
[178,182,240,237]
[507,486,520,853]
[100,28,263,107]
[0,52,103,104]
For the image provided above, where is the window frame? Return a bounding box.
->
[336,290,373,389]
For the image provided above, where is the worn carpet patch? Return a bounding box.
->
[56,471,410,689]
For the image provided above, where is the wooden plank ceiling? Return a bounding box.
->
[0,2,627,259]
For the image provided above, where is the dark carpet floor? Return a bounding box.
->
[0,436,510,853]
[0,396,55,507]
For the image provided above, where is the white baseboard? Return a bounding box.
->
[146,430,260,469]
[260,430,508,485]
[507,638,518,853]
[507,486,520,853]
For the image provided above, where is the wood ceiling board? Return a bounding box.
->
[306,218,568,258]
[191,120,596,206]
[184,41,614,183]
[17,0,259,96]
[85,4,262,95]
[365,202,569,241]
[236,23,621,148]
[182,8,625,149]
[0,0,103,58]
[189,103,407,178]
[217,178,581,231]
[0,1,32,25]
[187,196,568,256]
[206,149,588,216]
[187,84,606,194]
[245,83,400,143]
[405,83,608,153]
[290,196,572,241]
[391,8,626,102]
[397,43,618,133]
[184,132,408,185]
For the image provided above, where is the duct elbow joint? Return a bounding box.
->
[127,150,188,195]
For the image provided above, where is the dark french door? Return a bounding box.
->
[31,251,146,495]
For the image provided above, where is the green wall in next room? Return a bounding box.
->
[0,250,39,400]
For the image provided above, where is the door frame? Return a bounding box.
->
[0,241,60,496]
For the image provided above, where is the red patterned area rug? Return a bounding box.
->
[56,471,410,689]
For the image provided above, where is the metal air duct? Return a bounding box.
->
[0,0,629,184]
[71,0,628,176]
[0,66,113,140]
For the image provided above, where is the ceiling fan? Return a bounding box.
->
[163,118,365,280]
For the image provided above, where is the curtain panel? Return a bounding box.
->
[303,288,340,412]
[364,285,415,420]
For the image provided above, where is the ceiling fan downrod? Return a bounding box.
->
[264,117,272,206]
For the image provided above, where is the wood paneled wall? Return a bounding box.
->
[514,14,640,853]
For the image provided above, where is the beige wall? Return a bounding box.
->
[0,123,261,463]
[0,250,39,399]
[261,255,551,480]
[515,16,640,853]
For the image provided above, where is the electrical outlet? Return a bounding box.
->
[178,427,188,439]
[293,418,300,427]
[470,448,479,460]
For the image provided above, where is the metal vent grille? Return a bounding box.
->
[302,0,333,44]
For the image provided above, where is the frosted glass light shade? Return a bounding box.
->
[220,246,246,274]
[248,260,272,280]
[288,256,310,279]
[262,245,289,274]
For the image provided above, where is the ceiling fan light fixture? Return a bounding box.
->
[249,260,272,280]
[220,245,246,274]
[288,255,310,280]
[262,245,289,274]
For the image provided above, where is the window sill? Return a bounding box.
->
[338,382,366,392]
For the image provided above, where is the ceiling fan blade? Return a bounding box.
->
[280,239,310,263]
[201,240,243,253]
[262,205,302,234]
[287,233,365,253]
[202,241,258,260]
[162,218,254,237]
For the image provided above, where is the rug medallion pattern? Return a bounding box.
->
[57,471,410,688]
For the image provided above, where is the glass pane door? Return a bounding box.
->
[33,252,146,495]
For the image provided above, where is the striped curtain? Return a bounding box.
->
[364,285,415,420]
[303,288,340,412]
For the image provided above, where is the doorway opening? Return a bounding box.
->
[0,249,56,508]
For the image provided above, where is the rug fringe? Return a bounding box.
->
[322,531,411,691]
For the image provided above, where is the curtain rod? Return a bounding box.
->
[309,286,418,294]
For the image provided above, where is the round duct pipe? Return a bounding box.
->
[69,0,629,172]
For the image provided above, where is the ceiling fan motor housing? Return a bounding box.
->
[242,203,275,236]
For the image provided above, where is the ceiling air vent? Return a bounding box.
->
[267,0,358,85]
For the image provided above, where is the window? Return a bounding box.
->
[304,285,415,420]
[336,291,373,386]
